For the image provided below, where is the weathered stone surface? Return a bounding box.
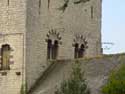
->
[29,54,125,94]
[0,0,102,93]
[0,0,26,94]
[26,0,102,90]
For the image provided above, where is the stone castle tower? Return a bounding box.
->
[0,0,102,94]
[26,0,102,92]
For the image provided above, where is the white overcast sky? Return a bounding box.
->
[102,0,125,54]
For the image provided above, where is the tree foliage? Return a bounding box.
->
[55,61,90,94]
[102,64,125,94]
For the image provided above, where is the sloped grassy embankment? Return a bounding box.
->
[28,53,125,94]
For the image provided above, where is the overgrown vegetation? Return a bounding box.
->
[58,0,89,12]
[102,63,125,94]
[54,60,90,94]
[20,84,27,94]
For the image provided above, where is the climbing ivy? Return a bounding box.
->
[58,0,90,12]
[58,0,69,12]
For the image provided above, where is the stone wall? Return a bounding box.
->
[0,0,26,94]
[28,54,125,94]
[0,34,25,94]
[26,0,102,90]
[0,0,26,34]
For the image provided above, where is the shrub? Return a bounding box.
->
[54,61,90,94]
[102,64,125,94]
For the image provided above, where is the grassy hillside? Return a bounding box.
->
[28,53,125,94]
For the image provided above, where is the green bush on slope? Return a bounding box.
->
[102,63,125,94]
[55,61,90,94]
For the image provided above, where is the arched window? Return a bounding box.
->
[46,29,61,60]
[47,39,52,59]
[73,35,88,59]
[52,40,58,59]
[1,44,11,70]
[74,43,79,58]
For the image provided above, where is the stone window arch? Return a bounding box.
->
[0,44,12,70]
[46,29,61,60]
[73,35,88,58]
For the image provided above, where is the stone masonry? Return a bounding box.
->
[0,0,26,94]
[0,0,102,94]
[29,54,125,94]
[26,0,102,91]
